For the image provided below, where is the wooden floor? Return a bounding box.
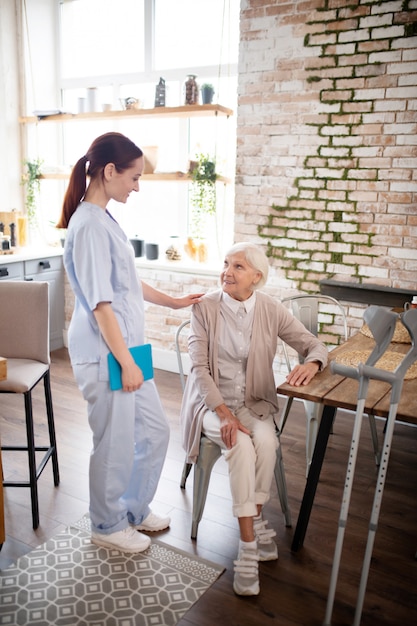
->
[1,348,416,625]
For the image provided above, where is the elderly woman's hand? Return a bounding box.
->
[286,361,320,387]
[215,404,251,449]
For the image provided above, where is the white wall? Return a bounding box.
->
[0,0,22,212]
[0,0,59,216]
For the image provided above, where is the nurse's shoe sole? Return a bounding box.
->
[134,511,171,532]
[91,527,151,553]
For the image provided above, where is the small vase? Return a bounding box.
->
[145,243,159,260]
[197,240,208,262]
[184,237,207,263]
[201,85,214,105]
[184,236,198,260]
[17,216,28,247]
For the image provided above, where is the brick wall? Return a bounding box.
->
[236,0,417,292]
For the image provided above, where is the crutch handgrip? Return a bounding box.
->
[358,363,396,385]
[330,361,360,379]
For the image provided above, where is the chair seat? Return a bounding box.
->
[0,359,48,393]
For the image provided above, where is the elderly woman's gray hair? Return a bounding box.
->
[224,242,269,290]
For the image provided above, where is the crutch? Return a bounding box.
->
[352,308,417,625]
[323,306,417,625]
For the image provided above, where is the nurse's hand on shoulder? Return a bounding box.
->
[121,363,145,392]
[171,293,205,309]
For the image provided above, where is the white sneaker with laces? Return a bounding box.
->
[254,516,278,561]
[91,526,151,553]
[135,511,171,532]
[233,546,260,596]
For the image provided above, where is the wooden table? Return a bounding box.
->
[277,332,416,552]
[0,356,6,547]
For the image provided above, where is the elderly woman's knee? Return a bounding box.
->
[225,432,256,461]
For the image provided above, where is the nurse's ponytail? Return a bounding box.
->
[57,132,143,229]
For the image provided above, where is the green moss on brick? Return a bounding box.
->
[256,0,400,293]
[405,22,417,37]
[330,252,343,264]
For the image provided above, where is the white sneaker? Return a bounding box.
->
[135,511,171,532]
[254,516,278,561]
[91,527,151,553]
[233,547,260,596]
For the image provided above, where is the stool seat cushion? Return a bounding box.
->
[0,359,48,393]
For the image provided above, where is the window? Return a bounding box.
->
[24,0,239,262]
[154,0,240,70]
[60,0,145,79]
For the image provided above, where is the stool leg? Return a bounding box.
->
[44,370,60,485]
[24,391,40,530]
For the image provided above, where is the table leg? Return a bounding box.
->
[291,404,336,552]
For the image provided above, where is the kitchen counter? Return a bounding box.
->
[0,246,63,263]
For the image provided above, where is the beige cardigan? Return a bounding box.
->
[180,290,328,463]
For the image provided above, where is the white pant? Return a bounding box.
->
[202,406,278,518]
[73,362,169,535]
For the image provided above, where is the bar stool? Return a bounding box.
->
[0,281,60,529]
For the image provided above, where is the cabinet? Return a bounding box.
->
[0,253,65,351]
[0,261,24,281]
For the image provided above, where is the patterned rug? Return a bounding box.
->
[0,516,224,626]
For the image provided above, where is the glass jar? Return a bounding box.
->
[165,236,182,261]
[184,75,199,105]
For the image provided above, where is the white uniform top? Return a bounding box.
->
[64,201,144,382]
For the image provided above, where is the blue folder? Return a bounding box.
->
[107,343,154,391]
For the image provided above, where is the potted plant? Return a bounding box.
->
[186,153,217,261]
[21,158,43,226]
[201,83,215,105]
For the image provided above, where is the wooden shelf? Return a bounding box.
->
[25,103,233,187]
[40,171,231,183]
[20,103,233,124]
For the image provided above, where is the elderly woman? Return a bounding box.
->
[181,242,328,596]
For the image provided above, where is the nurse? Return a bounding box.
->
[57,132,203,553]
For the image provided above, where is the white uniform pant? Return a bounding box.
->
[202,406,278,518]
[73,363,170,535]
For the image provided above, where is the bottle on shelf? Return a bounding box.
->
[86,87,98,112]
[154,77,166,107]
[9,222,16,247]
[184,75,199,105]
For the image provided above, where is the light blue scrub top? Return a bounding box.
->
[64,201,144,382]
